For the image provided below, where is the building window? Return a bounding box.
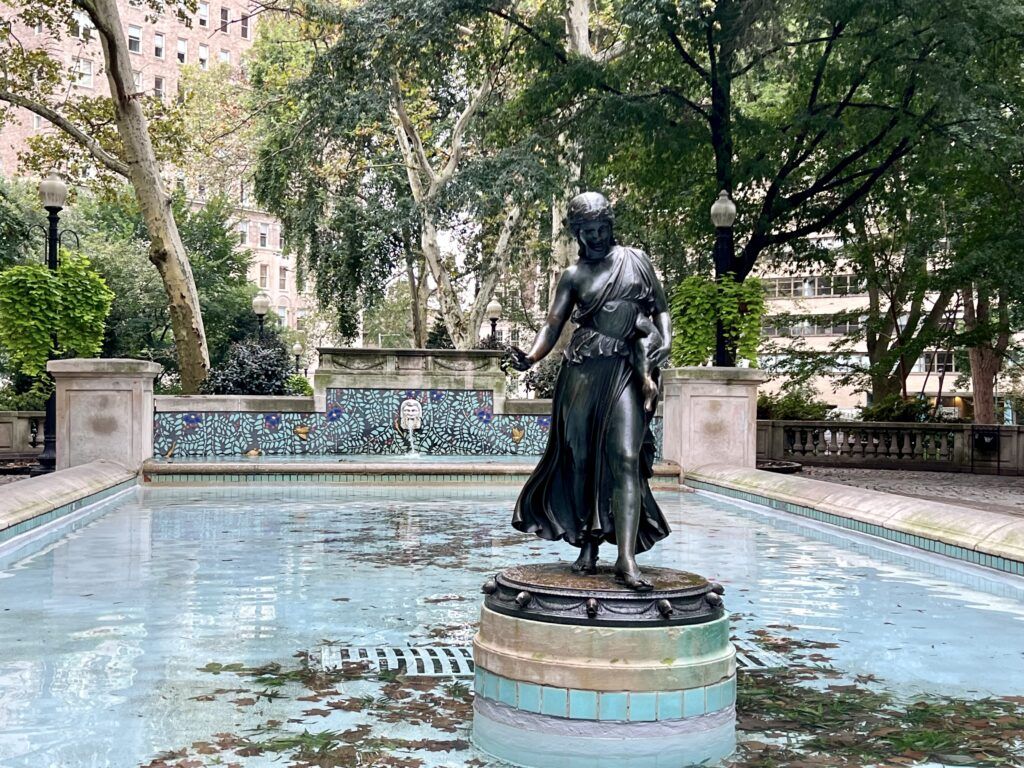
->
[259,264,268,288]
[276,306,288,322]
[237,220,249,245]
[198,1,209,27]
[220,7,230,32]
[128,25,141,53]
[218,48,230,64]
[132,70,142,90]
[32,115,43,129]
[198,43,208,69]
[259,223,269,247]
[71,58,94,88]
[296,311,306,331]
[176,38,187,64]
[71,12,94,41]
[154,32,164,58]
[34,21,44,34]
[279,266,287,290]
[240,14,250,38]
[153,75,165,99]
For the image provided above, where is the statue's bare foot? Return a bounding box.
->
[614,559,653,592]
[570,540,599,574]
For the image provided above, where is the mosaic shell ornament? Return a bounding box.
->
[293,425,310,441]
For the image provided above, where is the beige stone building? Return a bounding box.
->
[759,264,964,415]
[0,0,315,332]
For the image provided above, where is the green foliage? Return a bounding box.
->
[0,177,44,266]
[757,389,832,421]
[73,188,257,379]
[670,276,765,367]
[522,355,561,399]
[0,376,51,411]
[201,333,292,396]
[860,394,931,423]
[425,317,454,350]
[0,253,113,376]
[285,374,313,396]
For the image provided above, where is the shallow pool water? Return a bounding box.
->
[0,484,1022,767]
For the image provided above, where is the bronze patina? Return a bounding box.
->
[504,192,673,592]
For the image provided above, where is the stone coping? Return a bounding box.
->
[687,463,1024,571]
[155,395,316,413]
[319,347,503,358]
[662,366,766,384]
[48,358,162,376]
[0,460,136,538]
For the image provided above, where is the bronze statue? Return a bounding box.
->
[504,192,672,591]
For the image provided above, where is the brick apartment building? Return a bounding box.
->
[0,0,315,332]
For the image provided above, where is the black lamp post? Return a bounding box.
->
[710,190,737,367]
[291,342,303,374]
[30,172,69,476]
[486,298,502,342]
[252,292,270,340]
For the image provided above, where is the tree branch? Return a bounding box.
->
[0,87,130,177]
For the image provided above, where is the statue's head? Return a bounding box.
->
[567,191,615,261]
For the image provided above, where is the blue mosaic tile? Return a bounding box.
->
[517,682,541,713]
[568,689,598,720]
[682,686,706,717]
[629,691,657,722]
[154,387,664,459]
[598,692,628,721]
[540,686,568,718]
[497,676,517,707]
[657,690,684,720]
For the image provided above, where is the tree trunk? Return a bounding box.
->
[84,0,210,392]
[963,284,1011,425]
[970,349,1000,424]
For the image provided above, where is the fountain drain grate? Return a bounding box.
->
[314,641,786,678]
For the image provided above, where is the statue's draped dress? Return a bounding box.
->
[513,246,671,552]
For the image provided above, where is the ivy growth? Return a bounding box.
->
[0,252,114,376]
[670,275,765,367]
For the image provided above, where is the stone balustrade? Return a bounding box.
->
[0,411,44,457]
[758,420,1024,474]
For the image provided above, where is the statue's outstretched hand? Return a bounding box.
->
[649,342,672,369]
[501,346,532,373]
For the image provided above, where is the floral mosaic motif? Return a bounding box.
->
[153,387,663,459]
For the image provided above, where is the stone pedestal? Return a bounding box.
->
[661,367,765,474]
[472,564,736,768]
[48,359,161,471]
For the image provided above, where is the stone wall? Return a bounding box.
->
[0,411,44,457]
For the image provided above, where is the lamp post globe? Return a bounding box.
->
[486,298,502,341]
[252,292,271,339]
[710,190,737,367]
[39,172,68,212]
[291,341,303,373]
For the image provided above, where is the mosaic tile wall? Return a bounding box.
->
[154,388,664,460]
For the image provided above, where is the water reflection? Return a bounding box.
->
[0,485,1021,766]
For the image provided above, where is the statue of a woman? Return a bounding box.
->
[505,192,672,591]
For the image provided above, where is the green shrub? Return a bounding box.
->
[860,394,931,423]
[757,389,832,420]
[201,335,292,395]
[285,374,313,396]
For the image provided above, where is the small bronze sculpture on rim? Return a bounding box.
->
[504,191,672,592]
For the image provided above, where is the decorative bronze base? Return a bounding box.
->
[481,562,724,627]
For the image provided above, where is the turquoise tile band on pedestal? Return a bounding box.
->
[473,667,736,722]
[687,478,1024,577]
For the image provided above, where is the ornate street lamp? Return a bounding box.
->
[486,298,502,342]
[291,341,303,374]
[710,190,737,367]
[30,172,69,476]
[251,292,271,339]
